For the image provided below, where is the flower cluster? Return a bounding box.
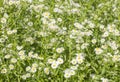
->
[0,0,120,82]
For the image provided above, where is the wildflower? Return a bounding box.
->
[4,54,11,59]
[26,66,31,72]
[51,61,59,69]
[101,78,109,82]
[1,68,7,74]
[56,47,64,53]
[30,67,37,73]
[11,58,17,63]
[42,12,50,18]
[17,46,23,50]
[94,48,103,55]
[44,68,49,75]
[74,22,83,29]
[71,59,77,65]
[1,17,6,23]
[57,58,64,64]
[9,64,14,70]
[91,39,97,44]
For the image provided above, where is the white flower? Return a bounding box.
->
[56,47,64,53]
[1,68,7,74]
[81,43,89,49]
[57,18,62,22]
[102,31,109,37]
[64,73,71,78]
[74,22,83,29]
[21,75,27,80]
[7,30,13,35]
[4,54,11,59]
[42,12,50,18]
[28,22,33,26]
[70,65,78,70]
[112,55,120,62]
[101,38,105,43]
[44,68,49,75]
[47,59,55,64]
[64,69,72,78]
[70,70,75,76]
[26,66,31,72]
[71,59,77,65]
[9,64,14,70]
[48,24,59,31]
[4,13,9,18]
[20,55,26,60]
[57,58,64,64]
[101,78,109,82]
[94,48,103,55]
[100,25,104,29]
[108,41,118,50]
[26,73,31,78]
[89,23,95,28]
[18,50,25,56]
[30,67,37,73]
[11,58,17,63]
[91,39,97,44]
[32,63,38,68]
[114,29,120,36]
[51,61,59,69]
[76,53,84,64]
[1,17,6,23]
[17,46,23,50]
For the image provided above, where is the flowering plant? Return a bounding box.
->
[0,0,120,82]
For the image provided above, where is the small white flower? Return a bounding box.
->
[51,61,59,69]
[47,59,55,64]
[4,54,11,59]
[70,70,75,76]
[74,22,83,29]
[57,58,64,64]
[11,58,17,63]
[26,66,31,72]
[20,55,26,60]
[64,73,71,78]
[1,17,6,23]
[91,39,97,44]
[101,38,105,43]
[112,55,120,62]
[81,43,89,49]
[32,63,38,68]
[18,50,25,56]
[9,64,14,70]
[26,73,31,78]
[71,59,77,65]
[17,46,23,50]
[70,65,78,70]
[28,22,33,26]
[57,18,62,22]
[42,12,50,18]
[21,75,27,80]
[44,68,50,75]
[30,67,37,73]
[1,68,7,74]
[101,78,109,82]
[94,48,103,55]
[4,13,9,18]
[102,31,109,37]
[56,47,64,53]
[89,23,95,28]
